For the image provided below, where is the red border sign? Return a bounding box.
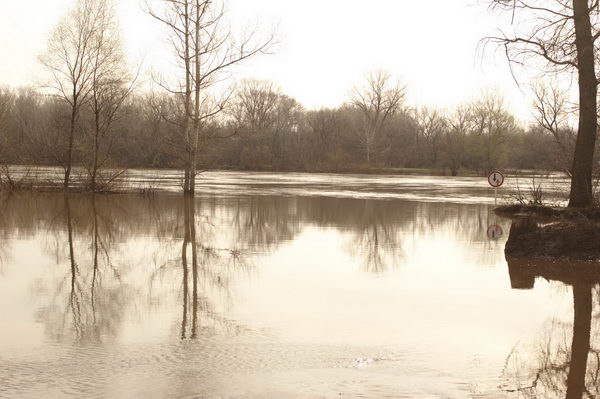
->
[488,170,504,188]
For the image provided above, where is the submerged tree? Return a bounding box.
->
[486,0,600,207]
[85,0,135,191]
[40,0,99,189]
[147,0,273,195]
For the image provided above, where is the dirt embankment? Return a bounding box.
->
[494,204,600,220]
[496,204,600,261]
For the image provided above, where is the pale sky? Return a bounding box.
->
[0,0,533,119]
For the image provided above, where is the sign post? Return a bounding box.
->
[487,170,504,205]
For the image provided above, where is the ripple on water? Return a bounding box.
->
[2,341,507,398]
[0,338,403,399]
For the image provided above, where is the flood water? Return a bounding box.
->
[0,172,597,398]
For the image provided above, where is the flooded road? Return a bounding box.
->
[0,173,596,398]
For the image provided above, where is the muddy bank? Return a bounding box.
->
[496,203,600,260]
[495,204,600,220]
[503,216,600,260]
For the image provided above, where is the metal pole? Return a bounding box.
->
[494,187,497,205]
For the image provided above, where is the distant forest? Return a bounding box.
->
[0,76,582,178]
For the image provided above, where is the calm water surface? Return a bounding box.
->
[0,173,596,398]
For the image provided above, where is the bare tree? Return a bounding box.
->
[271,94,303,169]
[444,105,470,176]
[531,80,576,174]
[86,0,136,191]
[350,71,406,164]
[0,88,15,184]
[229,79,279,133]
[228,80,304,169]
[0,88,14,161]
[414,106,447,166]
[468,91,515,174]
[0,87,12,132]
[486,0,599,206]
[147,0,274,195]
[40,0,100,189]
[307,107,345,164]
[0,89,49,187]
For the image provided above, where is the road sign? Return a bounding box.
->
[487,225,503,240]
[488,170,504,188]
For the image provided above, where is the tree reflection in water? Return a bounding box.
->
[0,193,10,272]
[156,195,250,340]
[0,192,506,345]
[346,200,498,272]
[31,194,129,343]
[231,196,302,251]
[229,196,498,273]
[503,253,600,398]
[346,199,404,273]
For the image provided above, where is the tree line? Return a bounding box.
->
[0,76,581,179]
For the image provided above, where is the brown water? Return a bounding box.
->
[6,166,571,203]
[0,173,596,398]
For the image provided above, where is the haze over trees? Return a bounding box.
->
[0,81,577,177]
[1,0,600,196]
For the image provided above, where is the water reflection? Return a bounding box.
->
[0,191,514,398]
[231,196,302,251]
[504,254,600,398]
[178,195,249,339]
[37,194,129,344]
[0,192,501,272]
[0,192,506,346]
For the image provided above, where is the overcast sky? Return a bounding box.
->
[0,0,533,119]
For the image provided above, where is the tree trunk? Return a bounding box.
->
[179,0,194,197]
[366,135,371,165]
[188,0,201,198]
[92,113,99,191]
[189,149,197,196]
[569,0,597,207]
[65,102,77,189]
[183,163,192,195]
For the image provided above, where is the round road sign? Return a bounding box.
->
[488,170,504,188]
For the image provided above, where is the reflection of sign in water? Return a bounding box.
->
[488,170,504,188]
[487,225,503,240]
